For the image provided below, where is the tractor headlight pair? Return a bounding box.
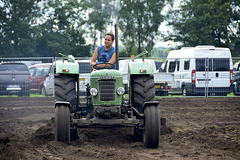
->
[90,87,125,96]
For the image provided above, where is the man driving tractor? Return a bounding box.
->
[90,33,116,70]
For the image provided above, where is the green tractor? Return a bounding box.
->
[54,52,160,148]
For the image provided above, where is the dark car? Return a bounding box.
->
[233,61,240,96]
[0,62,31,96]
[29,63,52,94]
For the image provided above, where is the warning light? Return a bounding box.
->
[62,69,70,72]
[140,70,147,73]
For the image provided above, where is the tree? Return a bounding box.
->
[119,0,172,55]
[229,0,240,56]
[36,0,90,57]
[165,0,240,56]
[84,0,115,53]
[0,0,91,58]
[0,0,42,57]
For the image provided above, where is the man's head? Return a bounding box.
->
[104,33,114,49]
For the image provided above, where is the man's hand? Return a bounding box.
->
[90,61,96,67]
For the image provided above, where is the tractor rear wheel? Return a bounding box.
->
[132,75,155,141]
[132,75,155,113]
[143,105,160,148]
[55,104,70,143]
[54,73,77,112]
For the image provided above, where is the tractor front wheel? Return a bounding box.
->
[55,104,70,143]
[143,105,160,148]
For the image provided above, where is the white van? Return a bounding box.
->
[161,46,233,96]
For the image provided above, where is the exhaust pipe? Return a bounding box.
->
[115,24,119,70]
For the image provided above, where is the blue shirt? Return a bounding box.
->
[97,45,116,69]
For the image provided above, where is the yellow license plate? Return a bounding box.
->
[155,85,160,88]
[79,78,86,81]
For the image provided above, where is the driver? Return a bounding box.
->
[90,33,116,70]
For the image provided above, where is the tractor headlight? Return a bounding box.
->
[90,88,98,96]
[117,87,125,96]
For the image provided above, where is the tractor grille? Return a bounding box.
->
[98,79,116,101]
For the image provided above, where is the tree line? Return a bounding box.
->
[0,0,239,58]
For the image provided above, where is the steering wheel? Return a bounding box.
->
[93,62,115,70]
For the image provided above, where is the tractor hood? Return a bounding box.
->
[91,69,122,78]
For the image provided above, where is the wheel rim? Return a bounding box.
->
[182,88,186,96]
[41,87,45,95]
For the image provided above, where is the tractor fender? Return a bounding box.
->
[55,101,72,109]
[55,60,79,74]
[142,101,159,110]
[128,61,153,75]
[132,101,159,118]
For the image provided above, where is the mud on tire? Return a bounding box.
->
[54,73,77,112]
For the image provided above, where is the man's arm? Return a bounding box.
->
[90,48,98,69]
[106,52,116,67]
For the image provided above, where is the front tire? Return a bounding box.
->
[55,104,70,143]
[143,105,160,148]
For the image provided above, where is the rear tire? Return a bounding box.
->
[182,87,187,96]
[233,82,240,96]
[132,75,155,113]
[55,73,77,112]
[131,75,155,142]
[143,105,160,148]
[132,127,143,142]
[55,104,70,143]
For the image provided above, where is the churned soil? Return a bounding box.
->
[0,97,240,160]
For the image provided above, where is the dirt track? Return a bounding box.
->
[0,97,240,160]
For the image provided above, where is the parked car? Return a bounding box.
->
[43,63,55,96]
[29,63,52,94]
[43,60,92,96]
[233,61,240,96]
[0,62,31,96]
